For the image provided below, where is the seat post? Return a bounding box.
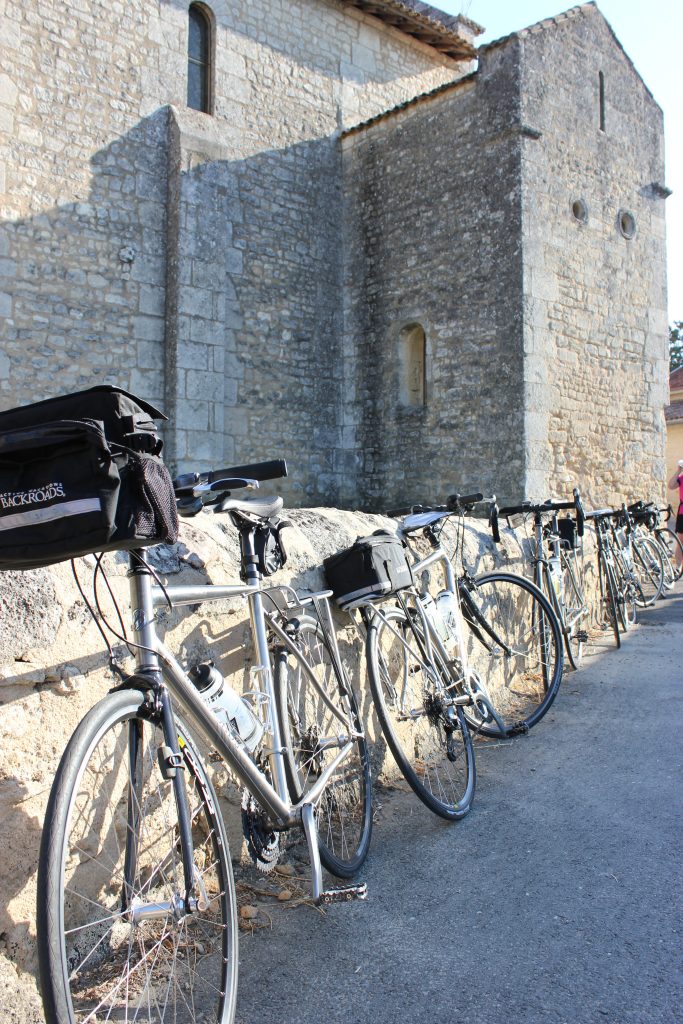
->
[237,522,262,585]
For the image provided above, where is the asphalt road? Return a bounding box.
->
[235,585,682,1024]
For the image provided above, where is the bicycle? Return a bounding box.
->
[653,505,683,581]
[613,505,664,607]
[333,494,563,822]
[628,501,682,590]
[585,507,642,646]
[37,460,372,1024]
[499,491,589,670]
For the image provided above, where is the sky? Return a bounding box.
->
[434,0,682,326]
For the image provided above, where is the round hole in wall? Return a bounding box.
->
[618,209,636,239]
[571,199,588,224]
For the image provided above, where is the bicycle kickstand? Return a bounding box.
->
[300,804,368,906]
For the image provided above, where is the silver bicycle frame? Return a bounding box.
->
[128,560,356,835]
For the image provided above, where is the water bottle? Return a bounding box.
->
[189,662,264,752]
[435,590,459,649]
[548,552,562,596]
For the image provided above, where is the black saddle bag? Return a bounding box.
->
[0,386,179,570]
[557,517,577,550]
[323,531,413,609]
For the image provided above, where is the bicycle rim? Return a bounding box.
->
[656,528,683,582]
[599,555,621,648]
[561,552,588,670]
[632,537,664,605]
[366,602,475,820]
[277,618,372,877]
[461,572,564,736]
[37,688,237,1024]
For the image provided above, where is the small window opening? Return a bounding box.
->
[188,4,212,113]
[618,209,636,240]
[399,324,426,407]
[572,199,588,224]
[598,71,606,132]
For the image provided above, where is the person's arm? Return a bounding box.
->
[668,469,681,490]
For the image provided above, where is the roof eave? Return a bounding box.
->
[341,0,480,61]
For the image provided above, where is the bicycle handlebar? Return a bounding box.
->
[583,507,614,521]
[499,490,584,537]
[174,459,288,496]
[386,492,500,542]
[208,460,287,485]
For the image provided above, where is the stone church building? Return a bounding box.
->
[0,0,670,508]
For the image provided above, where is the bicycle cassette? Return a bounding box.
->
[241,789,281,873]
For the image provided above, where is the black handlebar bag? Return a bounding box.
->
[324,531,413,609]
[0,386,179,570]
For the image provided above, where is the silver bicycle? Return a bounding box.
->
[37,460,372,1024]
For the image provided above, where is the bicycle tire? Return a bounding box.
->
[598,552,621,648]
[460,572,564,736]
[560,551,587,670]
[365,600,475,820]
[632,535,665,605]
[656,527,683,582]
[653,531,677,590]
[38,687,237,1024]
[276,617,372,878]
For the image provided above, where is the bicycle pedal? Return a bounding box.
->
[320,882,368,905]
[575,630,589,642]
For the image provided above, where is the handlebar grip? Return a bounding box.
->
[498,502,531,517]
[208,459,287,484]
[490,502,501,544]
[573,488,585,538]
[447,492,484,510]
[386,505,419,517]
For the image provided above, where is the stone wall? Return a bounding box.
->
[339,6,668,511]
[341,42,526,511]
[515,5,669,505]
[0,0,471,505]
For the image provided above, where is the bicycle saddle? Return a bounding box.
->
[215,494,284,520]
[400,510,450,534]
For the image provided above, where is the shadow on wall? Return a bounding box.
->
[0,106,350,506]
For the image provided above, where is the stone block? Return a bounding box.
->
[175,399,210,432]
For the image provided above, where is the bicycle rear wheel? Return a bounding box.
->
[38,688,237,1024]
[461,572,564,737]
[276,617,372,878]
[632,536,665,606]
[366,601,475,820]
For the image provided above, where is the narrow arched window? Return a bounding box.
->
[398,324,426,407]
[188,4,212,113]
[598,71,606,132]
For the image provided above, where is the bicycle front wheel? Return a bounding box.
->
[655,527,683,582]
[38,688,237,1024]
[276,617,372,878]
[598,553,621,648]
[561,552,588,670]
[461,571,564,736]
[366,601,475,820]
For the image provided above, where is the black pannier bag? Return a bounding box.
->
[323,531,413,609]
[0,386,179,570]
